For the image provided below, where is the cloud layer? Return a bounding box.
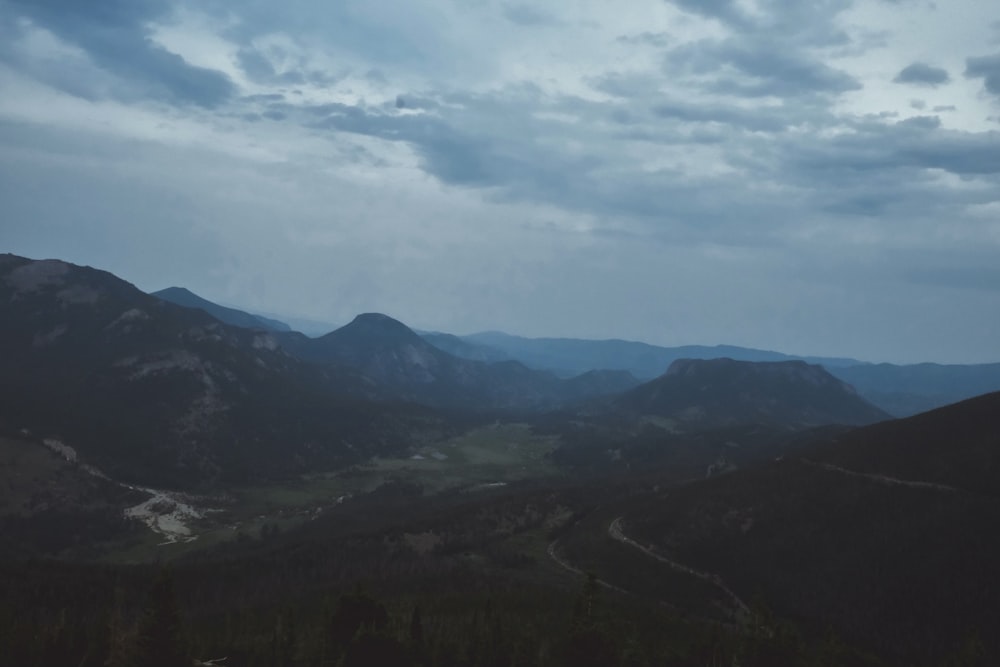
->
[1,0,999,363]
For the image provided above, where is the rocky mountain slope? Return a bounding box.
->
[0,255,443,489]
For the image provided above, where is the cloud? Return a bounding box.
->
[651,98,795,132]
[1,0,235,107]
[502,4,560,27]
[662,0,861,100]
[894,62,950,86]
[965,53,1000,96]
[669,0,750,29]
[705,42,862,97]
[616,32,670,47]
[2,0,999,363]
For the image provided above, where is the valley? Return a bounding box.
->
[2,254,999,667]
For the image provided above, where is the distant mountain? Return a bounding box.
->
[622,391,1000,663]
[611,358,889,429]
[827,362,1000,417]
[420,332,510,363]
[260,313,339,338]
[0,255,442,489]
[276,314,640,411]
[152,286,291,332]
[461,331,863,378]
[461,331,1000,417]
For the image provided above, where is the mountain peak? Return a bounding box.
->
[352,312,405,325]
[332,312,422,345]
[155,286,196,298]
[621,357,887,428]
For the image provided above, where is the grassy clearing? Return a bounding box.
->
[230,423,559,513]
[110,422,563,561]
[364,422,560,493]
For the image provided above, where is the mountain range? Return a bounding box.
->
[151,281,1000,417]
[1,253,905,490]
[0,254,441,488]
[5,252,1000,665]
[271,313,641,412]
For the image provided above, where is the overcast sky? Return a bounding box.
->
[2,0,999,363]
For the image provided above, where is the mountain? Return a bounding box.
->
[420,331,510,363]
[152,286,291,332]
[827,362,1000,417]
[0,430,145,558]
[275,314,640,411]
[460,332,1000,417]
[619,391,1000,663]
[0,255,443,489]
[610,358,889,429]
[541,358,884,479]
[462,331,864,379]
[809,390,1000,495]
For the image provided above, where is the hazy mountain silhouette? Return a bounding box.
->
[276,314,639,411]
[455,332,1000,416]
[830,362,1000,416]
[420,331,510,363]
[462,331,864,378]
[611,358,889,429]
[153,286,291,332]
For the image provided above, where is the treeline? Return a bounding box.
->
[0,560,905,667]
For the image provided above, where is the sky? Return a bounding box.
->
[1,0,999,364]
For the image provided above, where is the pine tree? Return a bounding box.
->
[105,584,135,667]
[408,603,425,666]
[132,568,189,667]
[561,572,617,667]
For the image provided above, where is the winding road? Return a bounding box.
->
[546,518,751,624]
[546,539,631,596]
[607,517,751,620]
[800,459,959,492]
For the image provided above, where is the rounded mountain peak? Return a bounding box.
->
[330,312,421,346]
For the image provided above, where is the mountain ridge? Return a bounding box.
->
[276,313,641,411]
[620,390,1000,663]
[153,286,291,332]
[611,357,889,429]
[0,254,443,489]
[146,281,1000,417]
